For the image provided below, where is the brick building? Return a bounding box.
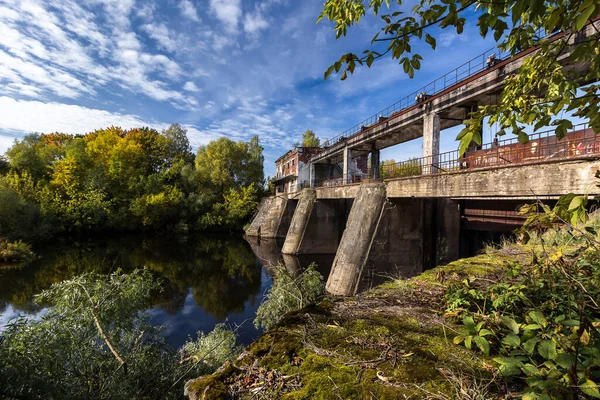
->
[274,147,322,194]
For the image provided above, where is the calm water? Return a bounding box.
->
[0,233,326,348]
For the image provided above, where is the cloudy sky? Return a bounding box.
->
[0,0,503,177]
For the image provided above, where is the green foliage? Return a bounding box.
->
[445,197,600,399]
[380,158,422,178]
[182,324,243,373]
[200,184,259,230]
[319,0,600,151]
[301,129,321,147]
[0,269,244,399]
[0,127,264,239]
[0,239,34,263]
[254,263,325,330]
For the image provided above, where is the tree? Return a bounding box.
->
[302,129,321,147]
[195,136,264,191]
[162,123,193,166]
[319,0,600,152]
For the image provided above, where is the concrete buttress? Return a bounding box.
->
[260,195,289,238]
[326,183,387,296]
[245,197,273,237]
[282,189,316,254]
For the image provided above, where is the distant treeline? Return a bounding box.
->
[0,124,264,241]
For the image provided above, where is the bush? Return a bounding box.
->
[448,196,600,399]
[0,239,34,262]
[254,263,325,330]
[0,270,242,399]
[181,324,243,374]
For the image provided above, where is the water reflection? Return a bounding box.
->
[0,232,407,347]
[0,234,269,347]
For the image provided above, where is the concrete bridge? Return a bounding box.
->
[247,22,600,296]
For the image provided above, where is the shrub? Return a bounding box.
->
[181,324,243,374]
[0,239,34,262]
[254,263,325,330]
[0,270,241,399]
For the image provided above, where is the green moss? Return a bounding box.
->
[185,362,239,400]
[187,249,513,399]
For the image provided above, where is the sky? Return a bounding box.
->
[0,0,510,178]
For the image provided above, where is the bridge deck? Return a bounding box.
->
[311,21,598,165]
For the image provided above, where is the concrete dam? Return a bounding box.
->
[247,20,600,296]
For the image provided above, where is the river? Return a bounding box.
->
[0,233,332,348]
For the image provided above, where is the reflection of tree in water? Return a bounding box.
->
[0,234,262,319]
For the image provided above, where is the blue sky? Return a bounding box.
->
[0,0,508,178]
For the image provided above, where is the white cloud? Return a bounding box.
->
[0,96,216,149]
[142,23,178,52]
[0,0,196,109]
[179,0,200,22]
[183,81,201,92]
[209,0,242,32]
[244,10,269,35]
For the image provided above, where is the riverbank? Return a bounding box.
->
[185,245,535,399]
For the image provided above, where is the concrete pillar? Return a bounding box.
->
[260,194,288,238]
[309,162,315,188]
[245,197,273,237]
[423,112,440,174]
[343,146,352,184]
[370,149,380,179]
[326,183,387,296]
[282,189,316,254]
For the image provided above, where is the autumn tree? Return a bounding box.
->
[302,129,321,147]
[319,0,600,152]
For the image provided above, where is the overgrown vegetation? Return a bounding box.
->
[447,195,600,399]
[0,125,265,242]
[380,158,422,179]
[0,239,34,263]
[0,270,242,399]
[254,263,325,330]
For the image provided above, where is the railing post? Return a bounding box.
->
[423,112,440,174]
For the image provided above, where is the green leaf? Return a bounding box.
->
[502,333,521,347]
[521,363,540,377]
[425,33,436,50]
[562,319,581,327]
[568,196,584,210]
[473,336,490,355]
[538,340,557,360]
[479,328,494,337]
[463,316,476,331]
[501,316,520,334]
[529,311,547,327]
[555,352,576,368]
[518,130,530,144]
[576,5,595,32]
[523,337,541,354]
[340,69,348,81]
[465,335,472,349]
[580,379,600,398]
[324,65,336,80]
[494,357,523,376]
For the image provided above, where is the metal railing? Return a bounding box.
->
[318,46,509,150]
[315,28,554,156]
[314,175,364,188]
[380,124,598,179]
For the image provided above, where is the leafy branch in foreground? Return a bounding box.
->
[254,263,325,330]
[0,270,242,399]
[447,195,600,399]
[319,0,600,151]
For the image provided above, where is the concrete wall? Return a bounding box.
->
[386,159,600,198]
[296,199,352,254]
